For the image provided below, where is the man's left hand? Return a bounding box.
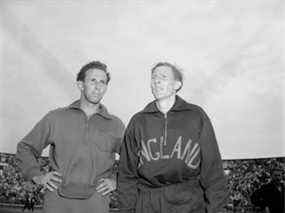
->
[96,178,116,196]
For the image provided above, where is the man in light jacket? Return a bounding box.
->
[16,61,125,213]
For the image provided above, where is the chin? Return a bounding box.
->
[89,98,101,105]
[153,94,162,100]
[155,96,166,101]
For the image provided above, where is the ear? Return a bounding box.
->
[174,81,182,91]
[77,81,84,91]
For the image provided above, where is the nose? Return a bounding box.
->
[93,80,104,90]
[153,78,162,85]
[94,83,101,89]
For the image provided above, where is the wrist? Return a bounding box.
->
[32,174,43,185]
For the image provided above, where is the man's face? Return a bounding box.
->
[78,68,108,105]
[151,66,180,100]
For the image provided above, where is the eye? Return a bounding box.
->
[161,74,168,79]
[89,78,106,85]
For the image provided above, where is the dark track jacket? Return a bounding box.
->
[117,96,228,213]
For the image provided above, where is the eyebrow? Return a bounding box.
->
[152,73,168,78]
[89,77,107,82]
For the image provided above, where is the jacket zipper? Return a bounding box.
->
[84,115,89,145]
[164,113,168,145]
[85,115,95,183]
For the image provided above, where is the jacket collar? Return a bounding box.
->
[68,100,112,120]
[142,95,192,113]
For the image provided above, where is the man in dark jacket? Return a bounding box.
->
[117,62,228,213]
[251,167,284,213]
[16,61,125,213]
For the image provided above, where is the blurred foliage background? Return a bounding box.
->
[0,153,284,212]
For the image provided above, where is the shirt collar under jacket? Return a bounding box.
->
[67,100,113,120]
[142,95,192,113]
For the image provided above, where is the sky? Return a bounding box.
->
[0,0,284,159]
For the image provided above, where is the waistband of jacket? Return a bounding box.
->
[137,178,200,192]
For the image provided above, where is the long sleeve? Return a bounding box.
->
[198,110,228,213]
[110,119,125,180]
[113,120,126,154]
[117,118,139,213]
[16,112,52,181]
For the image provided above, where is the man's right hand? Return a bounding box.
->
[32,171,62,192]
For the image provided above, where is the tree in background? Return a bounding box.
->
[0,153,284,213]
[225,158,285,212]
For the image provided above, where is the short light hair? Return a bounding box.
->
[151,62,183,92]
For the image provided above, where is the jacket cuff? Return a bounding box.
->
[25,166,43,181]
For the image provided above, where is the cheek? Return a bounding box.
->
[151,83,156,90]
[167,84,175,92]
[159,82,168,89]
[100,87,107,95]
[85,85,94,93]
[151,80,158,87]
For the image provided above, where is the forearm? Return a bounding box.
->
[203,172,228,213]
[117,116,139,212]
[199,109,229,212]
[16,141,44,180]
[16,112,51,180]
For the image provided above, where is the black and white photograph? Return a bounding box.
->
[0,1,284,213]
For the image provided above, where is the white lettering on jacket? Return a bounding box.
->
[138,136,200,169]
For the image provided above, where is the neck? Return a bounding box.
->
[156,94,176,114]
[80,98,100,117]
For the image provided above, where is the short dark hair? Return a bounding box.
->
[151,62,184,92]
[76,61,110,84]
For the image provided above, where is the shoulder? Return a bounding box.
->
[129,110,146,124]
[108,114,125,128]
[40,106,73,124]
[182,101,209,120]
[46,107,67,117]
[122,111,145,133]
[104,114,125,136]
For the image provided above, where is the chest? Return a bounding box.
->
[50,113,118,152]
[137,112,202,167]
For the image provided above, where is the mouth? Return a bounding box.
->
[90,93,101,99]
[154,89,164,94]
[92,91,101,96]
[152,86,163,91]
